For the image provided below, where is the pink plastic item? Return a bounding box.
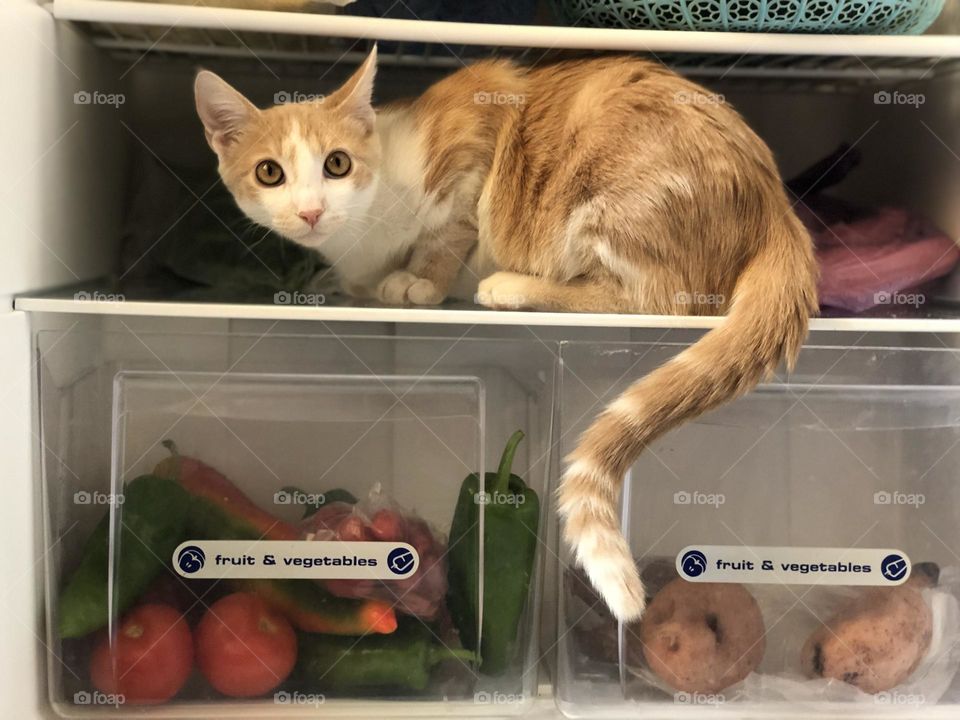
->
[798,206,960,313]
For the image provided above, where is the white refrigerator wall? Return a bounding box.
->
[0,0,127,300]
[1,2,123,717]
[0,311,53,719]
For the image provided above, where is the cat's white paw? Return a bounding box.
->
[476,272,536,310]
[408,279,444,305]
[377,271,417,304]
[376,271,443,306]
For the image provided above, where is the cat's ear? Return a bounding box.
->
[194,70,259,155]
[330,45,378,132]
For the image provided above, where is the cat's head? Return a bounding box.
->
[194,48,380,248]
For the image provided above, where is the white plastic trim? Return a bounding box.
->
[50,0,960,58]
[14,296,960,332]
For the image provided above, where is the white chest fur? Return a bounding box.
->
[314,109,488,300]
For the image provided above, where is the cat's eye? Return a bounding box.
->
[324,150,352,178]
[255,160,285,187]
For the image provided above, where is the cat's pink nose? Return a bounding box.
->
[298,208,324,228]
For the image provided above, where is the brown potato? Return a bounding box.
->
[633,580,765,693]
[800,582,933,694]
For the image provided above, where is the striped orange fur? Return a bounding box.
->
[196,48,818,621]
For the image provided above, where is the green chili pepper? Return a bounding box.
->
[295,621,475,692]
[58,474,191,638]
[446,430,540,676]
[283,486,358,519]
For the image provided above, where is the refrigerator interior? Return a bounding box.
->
[3,0,960,717]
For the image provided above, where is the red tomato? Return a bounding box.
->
[336,515,372,541]
[89,604,193,705]
[195,592,297,698]
[370,509,406,541]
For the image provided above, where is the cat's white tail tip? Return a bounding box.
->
[559,465,647,622]
[577,534,647,622]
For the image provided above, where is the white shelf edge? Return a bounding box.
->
[14,296,960,333]
[82,38,954,82]
[51,0,960,58]
[46,694,561,719]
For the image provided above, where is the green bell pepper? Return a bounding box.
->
[447,430,540,676]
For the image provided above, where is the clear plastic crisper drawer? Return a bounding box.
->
[37,327,555,717]
[557,340,960,719]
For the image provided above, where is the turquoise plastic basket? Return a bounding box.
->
[552,0,946,33]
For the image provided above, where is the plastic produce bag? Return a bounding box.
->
[300,484,447,620]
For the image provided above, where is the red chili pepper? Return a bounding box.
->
[155,441,300,541]
[238,580,397,635]
[154,442,397,636]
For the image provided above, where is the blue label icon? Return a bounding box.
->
[177,545,206,575]
[680,550,708,578]
[881,553,909,582]
[387,547,416,576]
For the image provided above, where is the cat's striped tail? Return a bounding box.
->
[557,214,818,621]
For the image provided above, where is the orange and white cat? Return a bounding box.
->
[196,47,818,621]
